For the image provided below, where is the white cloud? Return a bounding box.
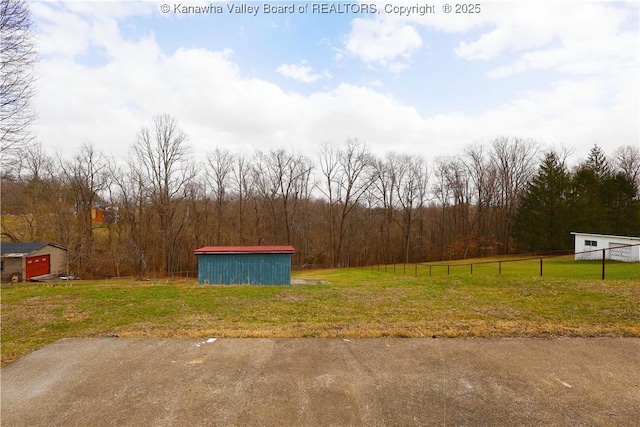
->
[345,16,422,71]
[32,3,91,57]
[351,1,637,83]
[31,1,154,58]
[31,1,639,168]
[487,30,638,79]
[369,0,487,33]
[276,61,332,83]
[474,77,639,159]
[454,2,637,81]
[456,2,630,61]
[453,3,560,61]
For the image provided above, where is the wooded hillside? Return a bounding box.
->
[2,115,638,277]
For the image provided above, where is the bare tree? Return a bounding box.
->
[371,153,397,263]
[391,153,429,263]
[438,156,473,259]
[1,0,37,172]
[206,148,235,244]
[60,143,110,275]
[107,160,148,278]
[491,137,539,253]
[318,143,341,266]
[230,153,252,244]
[132,114,197,275]
[1,142,58,242]
[253,149,313,244]
[318,139,374,267]
[432,157,454,260]
[612,145,640,189]
[463,144,498,256]
[19,142,52,181]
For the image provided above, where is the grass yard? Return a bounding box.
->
[379,255,640,280]
[2,266,639,365]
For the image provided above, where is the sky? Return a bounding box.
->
[30,0,639,165]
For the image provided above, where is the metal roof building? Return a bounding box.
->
[1,242,68,282]
[194,246,295,285]
[571,232,640,262]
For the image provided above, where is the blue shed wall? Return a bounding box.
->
[197,253,292,285]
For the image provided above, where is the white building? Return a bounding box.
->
[571,232,640,262]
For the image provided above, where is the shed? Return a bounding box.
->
[1,242,68,282]
[571,232,640,262]
[194,246,295,285]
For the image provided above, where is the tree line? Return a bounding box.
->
[1,0,37,175]
[1,114,639,278]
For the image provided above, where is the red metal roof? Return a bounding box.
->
[194,245,295,254]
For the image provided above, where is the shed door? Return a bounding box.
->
[609,243,632,262]
[26,255,50,278]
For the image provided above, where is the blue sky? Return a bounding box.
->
[31,0,639,163]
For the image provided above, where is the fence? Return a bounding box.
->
[366,244,640,281]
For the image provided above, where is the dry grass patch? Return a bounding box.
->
[2,269,639,365]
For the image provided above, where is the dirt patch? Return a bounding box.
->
[278,294,309,302]
[64,306,88,322]
[7,296,58,324]
[290,278,328,285]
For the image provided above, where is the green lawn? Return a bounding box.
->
[2,266,639,365]
[377,255,640,280]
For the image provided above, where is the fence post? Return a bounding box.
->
[447,265,450,275]
[602,249,606,280]
[540,258,543,277]
[429,265,432,277]
[415,263,418,277]
[499,261,502,275]
[470,264,473,274]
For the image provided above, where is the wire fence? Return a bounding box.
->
[365,244,640,281]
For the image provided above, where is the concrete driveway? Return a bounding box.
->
[2,338,639,426]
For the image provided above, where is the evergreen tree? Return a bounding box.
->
[570,144,640,236]
[571,167,605,233]
[602,172,640,235]
[584,144,611,179]
[514,151,572,251]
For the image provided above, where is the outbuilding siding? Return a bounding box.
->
[0,242,68,281]
[571,233,640,262]
[194,246,295,285]
[30,246,67,277]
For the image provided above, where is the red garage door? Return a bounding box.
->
[26,255,50,278]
